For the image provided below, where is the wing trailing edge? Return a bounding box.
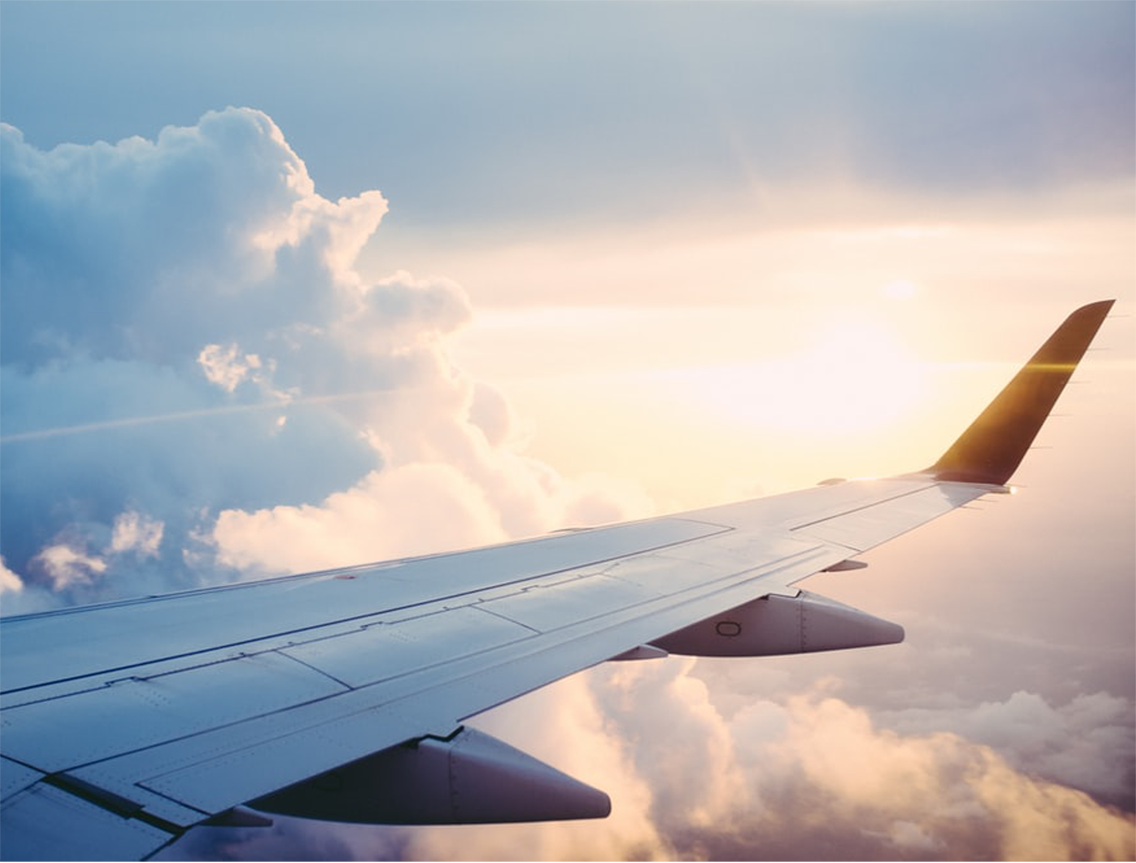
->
[929,299,1114,485]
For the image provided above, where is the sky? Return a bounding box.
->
[1,2,1134,860]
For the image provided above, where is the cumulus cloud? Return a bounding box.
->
[0,557,23,595]
[212,464,509,576]
[31,543,108,591]
[878,689,1136,811]
[0,107,646,613]
[108,510,164,559]
[567,663,1133,861]
[197,343,267,394]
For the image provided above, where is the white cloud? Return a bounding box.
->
[878,689,1136,809]
[197,343,265,393]
[577,663,1135,861]
[0,557,24,595]
[1,107,647,610]
[32,543,108,591]
[108,510,164,559]
[212,464,507,575]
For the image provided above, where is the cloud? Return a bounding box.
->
[585,663,1134,861]
[31,543,107,591]
[878,689,1136,812]
[0,557,23,595]
[0,107,647,614]
[212,464,508,575]
[197,344,268,394]
[109,510,164,559]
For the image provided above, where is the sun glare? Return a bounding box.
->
[882,279,919,300]
[683,316,928,437]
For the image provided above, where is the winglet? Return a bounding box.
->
[930,300,1114,485]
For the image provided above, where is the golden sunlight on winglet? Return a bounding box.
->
[930,300,1115,485]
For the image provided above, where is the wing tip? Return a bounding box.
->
[929,299,1114,485]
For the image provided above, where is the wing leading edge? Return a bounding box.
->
[0,301,1115,860]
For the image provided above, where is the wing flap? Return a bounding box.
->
[0,783,175,862]
[1,653,348,774]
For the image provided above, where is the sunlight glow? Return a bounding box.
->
[882,279,919,300]
[679,316,928,436]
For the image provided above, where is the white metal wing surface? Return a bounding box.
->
[0,301,1114,860]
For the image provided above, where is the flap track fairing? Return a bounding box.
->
[248,727,610,825]
[649,591,904,657]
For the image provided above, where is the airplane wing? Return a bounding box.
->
[0,300,1114,861]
